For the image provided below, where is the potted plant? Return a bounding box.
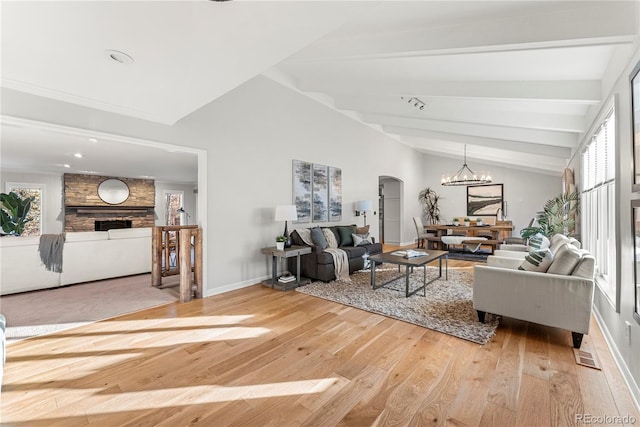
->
[464,217,471,227]
[275,235,287,250]
[476,217,483,226]
[520,190,580,241]
[452,217,460,226]
[0,192,35,236]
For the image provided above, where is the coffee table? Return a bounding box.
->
[368,250,448,297]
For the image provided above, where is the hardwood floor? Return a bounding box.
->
[2,246,638,426]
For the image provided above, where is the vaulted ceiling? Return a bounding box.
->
[1,1,637,181]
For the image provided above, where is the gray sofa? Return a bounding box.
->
[289,225,383,282]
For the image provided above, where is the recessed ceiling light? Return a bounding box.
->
[74,153,83,158]
[63,164,71,168]
[105,49,134,65]
[88,138,98,143]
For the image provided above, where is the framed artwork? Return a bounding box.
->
[328,166,342,222]
[467,184,503,216]
[632,60,640,192]
[292,160,311,223]
[632,200,640,324]
[312,164,329,222]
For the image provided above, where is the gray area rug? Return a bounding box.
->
[296,264,499,345]
[1,274,178,343]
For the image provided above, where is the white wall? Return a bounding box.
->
[567,42,640,405]
[0,171,64,234]
[420,155,563,236]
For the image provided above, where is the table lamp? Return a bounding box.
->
[275,205,298,248]
[355,200,373,226]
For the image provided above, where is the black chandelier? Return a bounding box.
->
[441,145,492,186]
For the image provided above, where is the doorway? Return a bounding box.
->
[378,176,403,245]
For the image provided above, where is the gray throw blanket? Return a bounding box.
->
[38,233,65,273]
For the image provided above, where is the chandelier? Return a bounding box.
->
[441,145,492,186]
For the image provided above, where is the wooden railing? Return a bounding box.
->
[151,225,203,302]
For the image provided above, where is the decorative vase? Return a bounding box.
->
[464,221,470,227]
[276,241,285,250]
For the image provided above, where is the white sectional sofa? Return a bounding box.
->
[0,227,152,295]
[473,235,595,349]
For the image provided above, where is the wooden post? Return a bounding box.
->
[194,228,203,299]
[179,229,193,302]
[151,226,163,287]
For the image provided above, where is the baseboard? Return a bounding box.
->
[592,305,640,412]
[203,275,270,297]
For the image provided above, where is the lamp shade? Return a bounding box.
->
[275,205,298,221]
[355,200,373,212]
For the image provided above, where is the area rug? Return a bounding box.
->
[1,274,178,343]
[295,264,499,344]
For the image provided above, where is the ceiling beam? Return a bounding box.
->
[384,126,572,158]
[367,114,578,149]
[335,99,586,132]
[301,80,601,104]
[404,137,567,175]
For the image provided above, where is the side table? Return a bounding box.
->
[261,245,312,290]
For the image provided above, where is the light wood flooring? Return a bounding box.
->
[1,245,639,426]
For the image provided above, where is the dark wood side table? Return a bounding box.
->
[261,245,312,290]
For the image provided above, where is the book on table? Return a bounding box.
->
[391,250,428,258]
[278,274,296,283]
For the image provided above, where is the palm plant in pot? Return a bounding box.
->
[0,192,35,236]
[520,190,580,241]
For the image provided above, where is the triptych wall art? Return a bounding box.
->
[293,160,342,223]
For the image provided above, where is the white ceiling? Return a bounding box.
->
[1,1,638,181]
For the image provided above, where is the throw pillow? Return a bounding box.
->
[356,225,370,235]
[547,243,582,275]
[352,233,372,246]
[529,233,550,250]
[323,228,338,248]
[337,225,357,247]
[518,248,553,272]
[310,227,328,250]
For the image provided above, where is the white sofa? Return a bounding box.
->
[0,227,152,295]
[473,240,595,349]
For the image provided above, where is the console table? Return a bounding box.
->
[261,245,312,291]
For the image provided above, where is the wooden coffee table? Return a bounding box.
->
[368,250,448,297]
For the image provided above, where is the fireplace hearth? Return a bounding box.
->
[95,220,132,231]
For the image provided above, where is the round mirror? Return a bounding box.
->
[97,179,130,204]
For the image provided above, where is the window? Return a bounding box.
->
[164,191,184,226]
[5,183,44,236]
[581,108,616,304]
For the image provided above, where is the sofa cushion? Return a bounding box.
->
[529,233,550,250]
[341,246,367,258]
[356,225,370,235]
[352,233,372,246]
[310,227,328,250]
[549,234,569,253]
[337,225,356,247]
[547,243,582,275]
[572,252,595,279]
[108,227,151,239]
[518,248,553,272]
[65,231,109,242]
[323,228,338,248]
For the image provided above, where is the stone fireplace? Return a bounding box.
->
[64,173,155,232]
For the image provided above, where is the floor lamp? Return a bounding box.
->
[275,205,298,248]
[177,207,191,225]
